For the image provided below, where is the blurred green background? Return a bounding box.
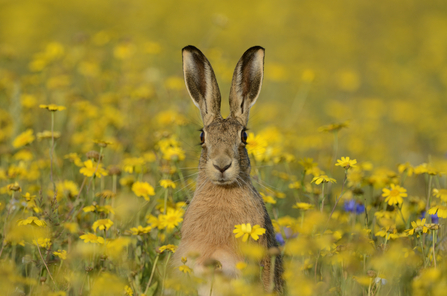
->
[1,0,446,167]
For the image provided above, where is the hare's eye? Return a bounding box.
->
[200,131,205,144]
[241,131,248,144]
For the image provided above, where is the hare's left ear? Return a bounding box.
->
[229,46,265,126]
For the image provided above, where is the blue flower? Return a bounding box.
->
[344,200,356,212]
[420,211,438,224]
[275,233,285,246]
[344,200,365,214]
[356,203,365,214]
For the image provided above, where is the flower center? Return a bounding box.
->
[390,189,400,197]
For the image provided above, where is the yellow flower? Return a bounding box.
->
[83,205,97,213]
[33,238,51,248]
[7,182,21,192]
[37,130,61,140]
[12,129,35,148]
[79,233,105,244]
[79,160,108,178]
[160,179,176,189]
[433,188,447,201]
[122,157,145,173]
[124,285,133,296]
[64,153,83,167]
[293,203,314,210]
[17,216,46,227]
[129,225,152,235]
[246,132,268,161]
[160,208,183,231]
[298,158,317,171]
[288,181,301,189]
[318,121,349,132]
[382,184,407,205]
[132,181,155,201]
[233,223,266,242]
[235,261,247,270]
[53,250,67,260]
[260,192,276,204]
[335,156,357,169]
[92,219,114,231]
[96,190,116,199]
[158,244,177,253]
[428,205,447,218]
[311,175,336,185]
[39,104,66,111]
[178,265,192,274]
[22,192,36,201]
[406,219,429,235]
[398,162,414,176]
[63,223,79,233]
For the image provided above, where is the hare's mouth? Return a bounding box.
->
[214,178,235,186]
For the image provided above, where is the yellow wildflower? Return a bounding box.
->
[33,238,51,248]
[428,205,447,218]
[39,104,66,111]
[63,223,79,233]
[335,156,357,169]
[18,216,46,227]
[37,130,61,140]
[246,132,268,161]
[318,121,349,132]
[79,160,108,178]
[7,182,21,192]
[92,219,114,231]
[406,219,429,235]
[132,181,155,201]
[83,205,97,213]
[160,208,183,231]
[53,250,67,260]
[311,175,336,185]
[12,129,35,148]
[298,158,317,171]
[160,179,176,189]
[129,225,152,235]
[233,223,266,242]
[382,184,407,205]
[293,203,314,210]
[178,265,192,274]
[398,162,414,176]
[64,153,83,166]
[289,181,301,189]
[79,233,105,244]
[124,285,133,296]
[260,192,276,204]
[433,188,447,201]
[159,244,177,253]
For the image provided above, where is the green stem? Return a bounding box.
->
[50,111,56,194]
[320,183,325,212]
[144,254,159,294]
[161,252,172,295]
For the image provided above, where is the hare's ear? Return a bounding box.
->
[182,45,222,126]
[229,46,264,125]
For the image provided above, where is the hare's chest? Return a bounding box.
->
[181,194,264,245]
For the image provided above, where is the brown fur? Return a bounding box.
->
[175,46,284,294]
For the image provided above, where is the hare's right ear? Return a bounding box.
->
[182,46,222,126]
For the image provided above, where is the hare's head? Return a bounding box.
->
[182,45,264,186]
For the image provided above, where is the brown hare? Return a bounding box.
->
[175,45,283,294]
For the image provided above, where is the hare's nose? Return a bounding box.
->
[213,162,232,173]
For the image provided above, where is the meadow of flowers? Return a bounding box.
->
[1,0,447,295]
